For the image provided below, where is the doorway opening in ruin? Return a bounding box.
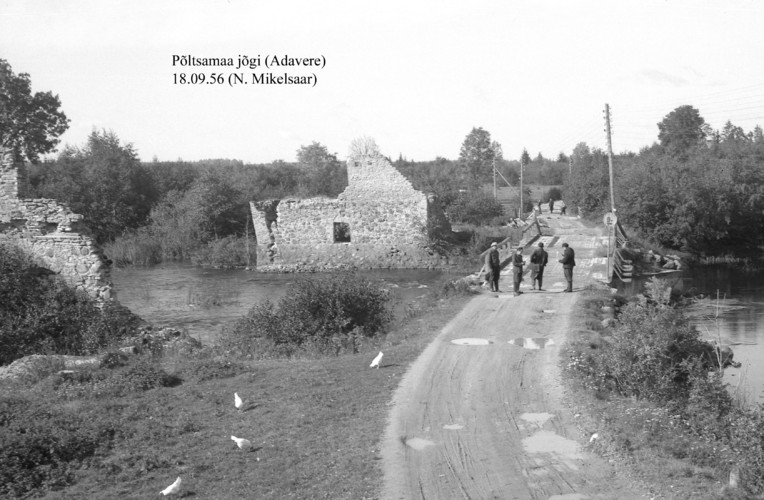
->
[333,222,351,243]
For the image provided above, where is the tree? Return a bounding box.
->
[0,59,69,162]
[563,142,610,216]
[657,105,708,157]
[752,125,764,144]
[295,141,347,196]
[34,130,158,243]
[459,127,499,187]
[520,149,531,167]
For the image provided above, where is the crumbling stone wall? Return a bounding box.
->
[0,150,114,301]
[250,149,453,270]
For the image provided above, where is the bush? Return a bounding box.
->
[445,191,504,225]
[544,187,563,203]
[0,395,117,498]
[219,273,393,357]
[50,358,181,400]
[0,244,144,366]
[119,360,182,392]
[597,298,709,401]
[191,235,254,268]
[102,228,163,267]
[573,279,712,402]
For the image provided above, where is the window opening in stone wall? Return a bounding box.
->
[333,222,351,243]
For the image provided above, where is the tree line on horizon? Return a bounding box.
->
[565,105,764,256]
[3,57,763,263]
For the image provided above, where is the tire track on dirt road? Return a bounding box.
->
[380,218,648,500]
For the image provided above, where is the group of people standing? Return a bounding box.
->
[484,240,576,295]
[537,198,566,216]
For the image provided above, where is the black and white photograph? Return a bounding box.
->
[2,1,764,498]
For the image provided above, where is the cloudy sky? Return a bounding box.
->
[2,0,764,163]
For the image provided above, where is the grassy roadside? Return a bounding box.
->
[560,285,757,500]
[1,280,476,499]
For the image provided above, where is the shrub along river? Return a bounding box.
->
[623,266,764,406]
[111,264,456,346]
[112,264,764,405]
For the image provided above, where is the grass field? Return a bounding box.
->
[1,283,475,499]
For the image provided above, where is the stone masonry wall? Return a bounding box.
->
[0,149,114,301]
[250,150,453,270]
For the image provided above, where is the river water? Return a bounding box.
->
[625,267,764,406]
[111,264,457,346]
[112,264,764,404]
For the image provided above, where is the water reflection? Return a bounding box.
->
[621,267,764,404]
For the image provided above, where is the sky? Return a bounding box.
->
[2,0,764,164]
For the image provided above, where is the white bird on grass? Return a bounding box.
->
[234,392,243,411]
[160,476,181,496]
[231,435,253,450]
[370,351,383,369]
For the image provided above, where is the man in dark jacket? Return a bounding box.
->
[558,242,576,292]
[530,241,548,290]
[512,246,525,296]
[485,241,501,292]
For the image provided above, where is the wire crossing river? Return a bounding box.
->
[380,216,647,499]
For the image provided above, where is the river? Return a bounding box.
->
[112,264,764,404]
[111,264,458,346]
[624,266,764,406]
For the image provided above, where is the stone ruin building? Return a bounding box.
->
[0,149,114,301]
[250,146,453,270]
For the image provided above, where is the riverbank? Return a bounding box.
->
[0,278,478,499]
[562,283,764,498]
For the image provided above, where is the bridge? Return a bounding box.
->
[379,211,647,499]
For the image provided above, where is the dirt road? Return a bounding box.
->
[380,215,647,499]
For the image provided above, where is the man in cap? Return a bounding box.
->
[558,242,576,292]
[484,241,501,292]
[530,241,548,290]
[512,246,525,296]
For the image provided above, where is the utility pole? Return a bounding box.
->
[519,155,524,219]
[604,104,617,281]
[492,155,497,200]
[604,104,616,213]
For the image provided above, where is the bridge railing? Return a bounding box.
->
[610,221,633,283]
[476,209,543,277]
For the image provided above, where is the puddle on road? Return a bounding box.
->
[522,430,584,460]
[509,338,556,349]
[451,338,493,346]
[520,412,554,426]
[405,437,436,450]
[443,423,464,430]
